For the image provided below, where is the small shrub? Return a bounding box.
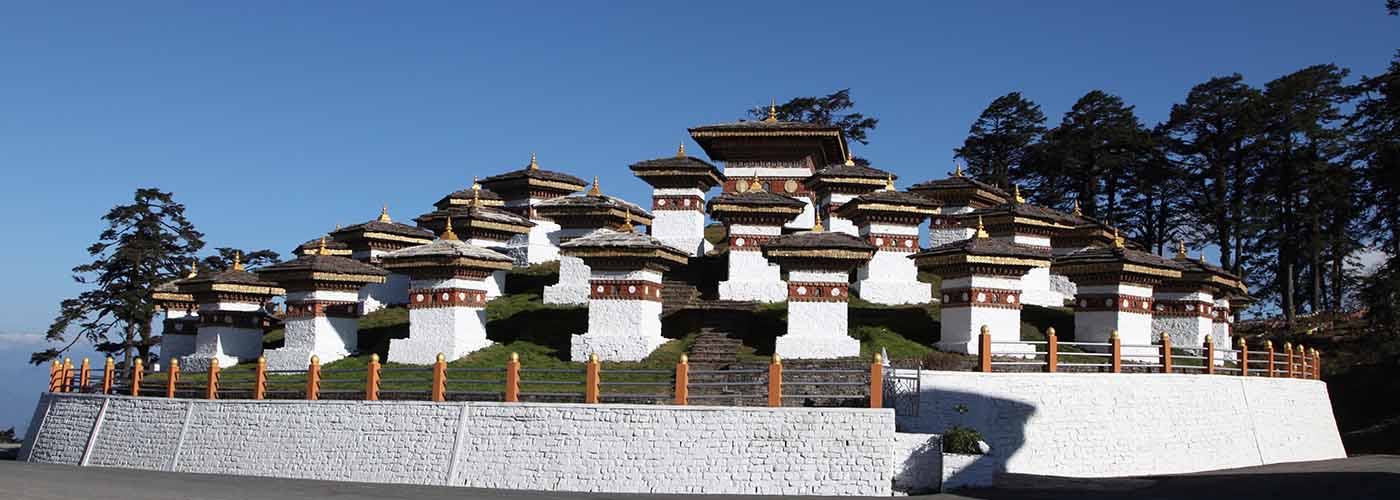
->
[943,425,983,454]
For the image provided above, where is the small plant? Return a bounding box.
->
[943,425,984,454]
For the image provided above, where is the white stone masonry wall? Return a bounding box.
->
[719,224,787,302]
[855,223,930,305]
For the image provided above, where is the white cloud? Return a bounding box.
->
[0,332,48,347]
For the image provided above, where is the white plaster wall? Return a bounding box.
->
[181,326,262,371]
[720,250,786,303]
[789,269,846,282]
[1019,267,1064,307]
[1010,234,1051,247]
[1074,284,1157,359]
[391,306,489,365]
[891,433,942,494]
[827,216,858,236]
[652,210,707,256]
[893,371,1346,478]
[1151,290,1215,350]
[361,273,410,315]
[571,300,665,361]
[724,166,812,178]
[286,290,359,302]
[1213,298,1235,361]
[944,276,1023,290]
[866,222,919,235]
[592,268,664,282]
[938,307,1027,355]
[526,218,562,264]
[730,223,782,236]
[856,252,930,305]
[263,316,359,371]
[543,254,590,305]
[790,199,817,232]
[160,334,196,365]
[199,302,261,313]
[776,301,859,358]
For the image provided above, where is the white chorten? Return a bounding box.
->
[762,223,875,359]
[153,262,199,365]
[256,239,390,370]
[177,253,285,371]
[478,153,589,265]
[835,177,942,305]
[329,206,435,314]
[629,143,725,256]
[805,157,895,236]
[414,179,534,299]
[537,177,653,305]
[708,177,806,302]
[563,225,689,361]
[1053,232,1184,360]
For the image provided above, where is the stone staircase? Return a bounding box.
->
[661,279,700,316]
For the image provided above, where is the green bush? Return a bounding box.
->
[943,425,983,454]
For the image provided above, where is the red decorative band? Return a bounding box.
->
[199,311,266,329]
[1152,299,1214,318]
[724,178,811,196]
[162,317,200,335]
[728,234,778,251]
[1075,294,1154,314]
[653,195,705,211]
[788,281,849,302]
[866,233,920,252]
[930,216,964,228]
[589,280,663,302]
[408,288,488,309]
[285,300,359,319]
[940,287,1022,309]
[1214,306,1231,322]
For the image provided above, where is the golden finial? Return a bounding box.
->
[974,216,989,239]
[623,210,635,232]
[812,217,824,232]
[1265,339,1274,349]
[441,217,459,241]
[1047,327,1057,337]
[845,154,855,167]
[1072,200,1082,217]
[1198,251,1207,264]
[1237,337,1246,348]
[677,142,686,157]
[749,173,764,192]
[310,355,320,366]
[980,325,990,336]
[1176,240,1188,260]
[528,152,539,170]
[884,173,895,191]
[1013,184,1025,203]
[377,204,392,223]
[186,258,198,278]
[317,237,329,256]
[954,160,963,178]
[232,251,244,271]
[588,176,602,196]
[765,98,778,122]
[1110,330,1120,340]
[257,355,265,365]
[1112,228,1125,249]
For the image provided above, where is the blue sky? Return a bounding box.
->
[0,1,1394,433]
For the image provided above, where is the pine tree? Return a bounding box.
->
[1027,91,1150,225]
[955,92,1046,188]
[1350,51,1400,329]
[35,188,204,371]
[200,247,280,272]
[748,89,879,146]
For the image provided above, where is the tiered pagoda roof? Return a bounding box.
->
[910,219,1054,276]
[1052,202,1124,250]
[560,228,690,270]
[628,144,725,189]
[152,262,198,310]
[908,164,1011,209]
[415,184,535,241]
[761,227,875,270]
[380,224,516,277]
[534,177,654,230]
[432,177,506,210]
[959,187,1077,239]
[478,153,589,200]
[1051,233,1183,285]
[804,158,896,197]
[834,182,943,224]
[330,207,436,255]
[293,235,352,257]
[706,177,807,225]
[1161,242,1244,295]
[177,253,286,300]
[256,240,390,291]
[688,105,849,165]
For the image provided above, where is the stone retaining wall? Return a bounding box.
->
[20,393,894,496]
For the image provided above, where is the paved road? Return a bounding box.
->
[2,456,1398,499]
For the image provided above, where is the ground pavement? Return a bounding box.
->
[1,456,1397,499]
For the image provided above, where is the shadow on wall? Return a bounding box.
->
[894,388,1035,493]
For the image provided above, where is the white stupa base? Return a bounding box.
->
[854,281,932,305]
[775,333,860,359]
[1019,267,1065,307]
[1075,311,1157,361]
[718,280,788,303]
[389,307,491,365]
[543,255,591,305]
[483,270,506,299]
[570,298,665,361]
[360,273,411,315]
[937,306,1032,356]
[180,326,263,372]
[569,331,668,362]
[263,316,358,371]
[160,334,196,365]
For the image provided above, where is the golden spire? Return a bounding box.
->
[1112,228,1125,249]
[1199,251,1207,264]
[528,152,538,171]
[232,251,244,271]
[845,154,855,167]
[764,99,777,123]
[953,160,963,178]
[471,176,482,207]
[1072,200,1082,217]
[749,173,764,192]
[317,237,329,256]
[1176,240,1188,260]
[623,210,635,232]
[588,176,602,196]
[186,259,198,279]
[441,216,459,241]
[377,204,392,223]
[884,174,895,191]
[812,217,824,232]
[1013,184,1025,203]
[677,142,686,157]
[974,216,989,239]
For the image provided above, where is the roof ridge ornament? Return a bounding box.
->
[954,160,963,178]
[441,216,459,241]
[232,251,244,272]
[1013,184,1025,203]
[588,176,602,196]
[749,173,764,192]
[1176,240,1188,260]
[1072,200,1082,217]
[1113,228,1125,249]
[186,259,198,278]
[812,217,824,232]
[677,142,686,158]
[378,204,392,223]
[623,210,635,232]
[845,154,855,167]
[528,152,539,171]
[317,237,329,256]
[765,98,778,123]
[974,216,989,239]
[471,176,483,207]
[884,174,895,191]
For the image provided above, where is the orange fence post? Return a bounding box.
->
[366,354,381,401]
[61,358,73,392]
[1313,349,1322,380]
[1160,332,1173,374]
[584,353,600,404]
[253,356,267,400]
[1239,338,1250,377]
[1285,342,1295,378]
[1265,341,1275,377]
[674,354,688,406]
[978,325,992,373]
[101,357,114,394]
[869,353,883,409]
[206,358,220,400]
[307,355,322,401]
[47,360,60,393]
[767,354,782,407]
[1046,327,1059,373]
[1204,335,1216,375]
[505,352,520,403]
[166,359,180,398]
[131,358,144,397]
[79,358,91,392]
[430,353,446,402]
[1110,331,1122,374]
[1298,345,1308,379]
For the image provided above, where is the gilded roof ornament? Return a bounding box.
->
[845,155,855,167]
[441,216,459,241]
[186,259,198,278]
[1072,200,1082,217]
[1013,184,1025,203]
[954,160,963,178]
[317,237,329,256]
[884,174,895,191]
[749,173,764,192]
[232,251,244,271]
[764,99,778,123]
[471,176,483,207]
[623,210,635,232]
[1199,251,1207,264]
[378,204,392,223]
[1112,228,1125,249]
[677,142,686,157]
[812,217,824,232]
[588,176,602,196]
[1176,240,1188,260]
[528,152,539,171]
[974,216,989,239]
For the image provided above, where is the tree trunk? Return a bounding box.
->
[1311,212,1322,314]
[1285,262,1296,329]
[121,322,136,380]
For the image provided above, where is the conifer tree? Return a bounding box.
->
[955,92,1046,188]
